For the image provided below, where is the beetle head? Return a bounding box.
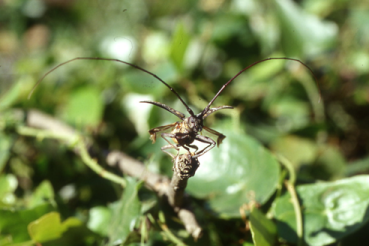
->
[186,116,203,133]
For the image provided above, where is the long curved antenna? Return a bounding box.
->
[200,57,321,117]
[199,105,233,119]
[140,100,185,120]
[28,57,195,116]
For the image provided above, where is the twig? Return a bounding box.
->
[106,151,170,195]
[284,180,304,246]
[22,109,202,239]
[276,155,304,246]
[168,153,200,208]
[167,154,202,239]
[106,151,203,239]
[19,112,126,187]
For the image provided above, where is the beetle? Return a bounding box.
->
[140,100,233,158]
[29,57,318,158]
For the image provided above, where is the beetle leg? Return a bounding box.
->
[185,144,198,155]
[148,123,176,143]
[193,135,216,158]
[161,144,177,158]
[161,132,180,157]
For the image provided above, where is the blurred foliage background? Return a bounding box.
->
[1,0,369,245]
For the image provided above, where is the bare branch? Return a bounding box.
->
[23,109,202,239]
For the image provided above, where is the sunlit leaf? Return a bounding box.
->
[187,129,280,218]
[107,177,142,245]
[274,0,337,56]
[60,86,103,129]
[28,212,82,243]
[170,22,191,72]
[28,180,55,208]
[273,175,369,246]
[0,204,54,243]
[88,206,112,236]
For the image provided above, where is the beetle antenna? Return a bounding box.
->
[28,57,195,116]
[200,57,321,117]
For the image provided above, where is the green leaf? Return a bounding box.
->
[267,97,311,129]
[169,22,191,72]
[248,58,286,82]
[273,175,369,246]
[28,212,82,243]
[249,207,277,246]
[60,86,103,129]
[274,0,337,56]
[107,177,142,245]
[0,204,54,243]
[312,145,346,180]
[346,156,369,176]
[187,130,280,218]
[88,206,112,236]
[28,180,55,208]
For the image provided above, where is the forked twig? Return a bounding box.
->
[20,109,202,239]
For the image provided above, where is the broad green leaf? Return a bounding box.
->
[274,0,337,57]
[169,22,191,72]
[107,177,142,245]
[60,86,103,128]
[28,212,82,243]
[273,175,369,246]
[0,204,54,243]
[187,130,280,218]
[249,207,277,246]
[28,180,55,208]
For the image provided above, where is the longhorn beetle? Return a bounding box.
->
[29,57,319,158]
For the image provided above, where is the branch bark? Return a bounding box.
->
[24,109,202,239]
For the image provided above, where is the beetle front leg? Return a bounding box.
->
[161,144,178,159]
[193,135,216,158]
[161,132,180,157]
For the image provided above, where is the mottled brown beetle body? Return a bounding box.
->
[141,100,232,158]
